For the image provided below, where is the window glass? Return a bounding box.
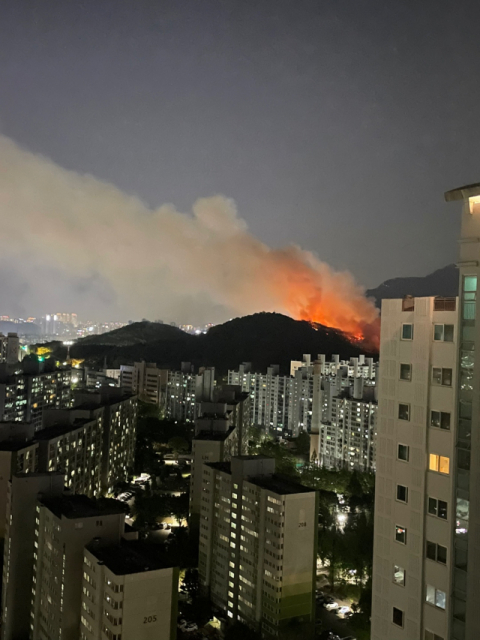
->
[398,404,410,421]
[456,498,469,521]
[400,364,412,381]
[429,454,439,472]
[432,368,442,385]
[440,412,450,430]
[401,324,413,340]
[442,368,452,386]
[435,589,446,610]
[393,565,405,586]
[434,324,444,341]
[438,500,448,519]
[426,541,436,561]
[396,485,408,503]
[395,525,406,544]
[444,324,454,341]
[437,545,447,564]
[426,584,435,605]
[430,410,440,428]
[428,497,437,516]
[464,275,477,292]
[398,444,409,461]
[392,607,404,627]
[439,456,450,474]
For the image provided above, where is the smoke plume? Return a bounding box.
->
[0,135,379,345]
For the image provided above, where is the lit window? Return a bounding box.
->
[393,565,405,586]
[426,585,446,610]
[429,454,450,475]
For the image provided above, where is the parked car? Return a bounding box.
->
[325,601,339,611]
[335,606,351,618]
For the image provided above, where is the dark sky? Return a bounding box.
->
[0,0,479,315]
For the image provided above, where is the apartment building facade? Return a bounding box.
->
[371,295,458,640]
[120,361,168,404]
[81,541,178,640]
[165,366,215,422]
[199,456,317,638]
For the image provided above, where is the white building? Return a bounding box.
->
[120,361,168,404]
[165,365,215,422]
[81,541,178,640]
[199,456,317,638]
[228,354,376,437]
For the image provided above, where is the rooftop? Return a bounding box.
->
[40,494,126,519]
[250,473,315,496]
[194,429,235,442]
[445,182,480,201]
[87,540,175,575]
[35,419,94,441]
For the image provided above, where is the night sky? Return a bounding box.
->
[1,0,479,319]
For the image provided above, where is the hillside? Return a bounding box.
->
[366,264,458,307]
[66,313,373,375]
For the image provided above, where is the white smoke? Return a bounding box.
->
[0,135,378,336]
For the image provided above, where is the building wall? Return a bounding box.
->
[371,297,457,640]
[81,549,178,640]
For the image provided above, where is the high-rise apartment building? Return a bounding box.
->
[371,295,457,640]
[190,387,250,525]
[81,540,178,640]
[0,361,72,430]
[228,354,376,437]
[120,361,168,404]
[2,472,66,640]
[45,388,137,494]
[371,183,480,640]
[0,333,19,365]
[199,456,317,638]
[310,376,377,472]
[31,493,126,640]
[165,365,215,422]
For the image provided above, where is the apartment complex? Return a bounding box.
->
[228,354,376,437]
[42,388,137,494]
[120,361,168,404]
[0,361,72,430]
[199,456,317,638]
[310,376,377,472]
[81,540,178,640]
[165,365,215,422]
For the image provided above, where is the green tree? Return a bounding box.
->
[168,436,189,455]
[225,622,261,640]
[294,431,310,456]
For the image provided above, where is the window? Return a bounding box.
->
[428,497,448,520]
[430,410,450,430]
[393,565,405,586]
[434,297,456,312]
[395,525,406,544]
[401,323,414,340]
[402,297,415,311]
[399,363,412,381]
[397,444,409,461]
[433,324,454,342]
[429,454,450,475]
[392,607,404,627]
[425,631,444,640]
[398,404,410,421]
[426,541,447,564]
[432,367,452,387]
[396,485,408,503]
[426,585,446,610]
